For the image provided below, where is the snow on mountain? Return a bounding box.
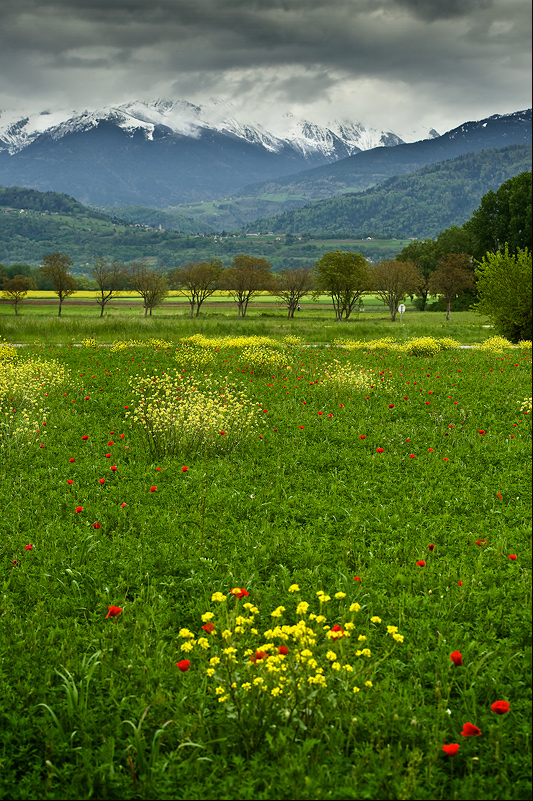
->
[0,99,406,159]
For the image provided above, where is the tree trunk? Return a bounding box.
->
[58,301,62,317]
[143,305,148,317]
[14,303,18,316]
[446,300,451,321]
[189,302,194,318]
[390,308,397,322]
[100,304,105,318]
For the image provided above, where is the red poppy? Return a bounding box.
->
[416,560,426,567]
[376,448,385,453]
[81,435,89,440]
[120,502,127,508]
[105,453,111,458]
[278,645,289,655]
[98,478,105,484]
[353,576,362,583]
[409,454,416,459]
[250,650,269,663]
[491,700,510,715]
[428,544,435,551]
[108,441,114,446]
[75,506,84,513]
[230,587,249,599]
[120,434,125,439]
[450,651,463,667]
[461,722,482,737]
[330,624,345,640]
[69,458,76,463]
[202,622,215,634]
[458,580,463,586]
[475,539,487,547]
[427,448,434,452]
[84,396,90,400]
[442,744,460,756]
[176,660,190,672]
[508,554,517,561]
[359,435,366,440]
[181,466,189,472]
[67,479,74,485]
[478,430,486,435]
[388,404,394,408]
[299,425,304,429]
[149,486,157,492]
[93,522,101,530]
[443,457,450,461]
[110,465,118,472]
[105,606,122,619]
[24,544,33,551]
[318,412,323,416]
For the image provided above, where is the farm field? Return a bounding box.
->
[0,332,531,800]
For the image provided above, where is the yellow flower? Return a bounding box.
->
[319,595,331,603]
[392,633,404,643]
[180,641,194,652]
[288,584,300,593]
[253,677,264,686]
[223,647,237,656]
[209,656,220,666]
[296,601,309,615]
[370,616,381,624]
[331,662,341,671]
[218,696,229,703]
[241,682,252,691]
[300,649,313,659]
[211,592,226,603]
[344,622,355,631]
[178,628,194,639]
[335,592,346,599]
[357,634,367,642]
[365,681,373,688]
[387,625,398,634]
[343,664,354,673]
[201,612,215,622]
[326,650,337,661]
[215,686,225,695]
[206,668,215,677]
[197,637,211,650]
[234,626,245,634]
[251,628,258,635]
[315,615,326,624]
[353,686,361,694]
[270,606,286,618]
[271,687,283,696]
[222,629,232,639]
[349,603,361,613]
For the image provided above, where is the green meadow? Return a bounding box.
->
[0,325,531,800]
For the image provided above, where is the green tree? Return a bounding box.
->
[91,257,129,317]
[427,253,475,322]
[474,246,532,342]
[129,261,169,317]
[1,274,35,315]
[314,251,370,321]
[397,239,439,310]
[371,260,422,322]
[169,259,224,317]
[223,255,274,318]
[464,171,532,260]
[39,253,77,316]
[273,266,314,319]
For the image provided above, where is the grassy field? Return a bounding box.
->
[0,329,531,800]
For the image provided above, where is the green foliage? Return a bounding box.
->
[314,251,370,321]
[474,247,532,342]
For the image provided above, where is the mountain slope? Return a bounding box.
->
[241,144,532,238]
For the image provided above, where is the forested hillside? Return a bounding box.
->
[242,145,532,237]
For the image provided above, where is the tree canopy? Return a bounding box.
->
[314,251,370,321]
[474,246,532,342]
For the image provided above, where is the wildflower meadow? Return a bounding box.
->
[0,331,531,800]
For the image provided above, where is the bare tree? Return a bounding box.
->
[1,275,35,315]
[130,261,169,316]
[273,266,314,318]
[91,257,129,317]
[39,253,77,316]
[223,255,274,317]
[169,259,224,317]
[371,260,422,321]
[427,253,475,321]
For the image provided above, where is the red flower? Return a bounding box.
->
[353,576,362,583]
[299,425,304,429]
[230,587,249,598]
[67,479,74,485]
[458,580,463,586]
[409,454,416,459]
[105,606,122,619]
[69,458,76,463]
[278,645,289,655]
[428,544,435,551]
[149,486,157,492]
[416,560,426,567]
[376,447,384,453]
[75,506,84,513]
[443,457,450,461]
[250,650,269,663]
[202,622,215,634]
[442,744,460,756]
[120,502,127,508]
[176,660,190,672]
[84,396,90,400]
[105,453,111,458]
[330,624,345,640]
[99,478,105,484]
[450,651,463,667]
[110,465,118,472]
[318,412,323,416]
[461,722,482,737]
[93,522,101,530]
[359,435,366,440]
[427,448,434,452]
[82,435,89,440]
[120,434,125,439]
[388,404,394,408]
[24,544,33,551]
[478,430,486,435]
[508,554,517,561]
[491,700,510,715]
[475,539,487,547]
[181,466,189,472]
[108,440,114,446]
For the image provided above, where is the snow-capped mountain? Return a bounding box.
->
[0,99,405,158]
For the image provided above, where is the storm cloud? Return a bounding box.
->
[1,0,530,137]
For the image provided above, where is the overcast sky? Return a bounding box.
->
[1,0,531,137]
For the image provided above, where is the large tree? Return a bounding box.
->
[169,259,224,317]
[91,257,129,317]
[1,274,35,315]
[427,253,475,321]
[39,253,77,316]
[223,255,273,318]
[474,246,531,342]
[464,171,532,261]
[371,260,422,322]
[273,266,314,319]
[314,251,370,321]
[129,261,169,317]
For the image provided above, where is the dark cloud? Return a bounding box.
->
[0,0,530,137]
